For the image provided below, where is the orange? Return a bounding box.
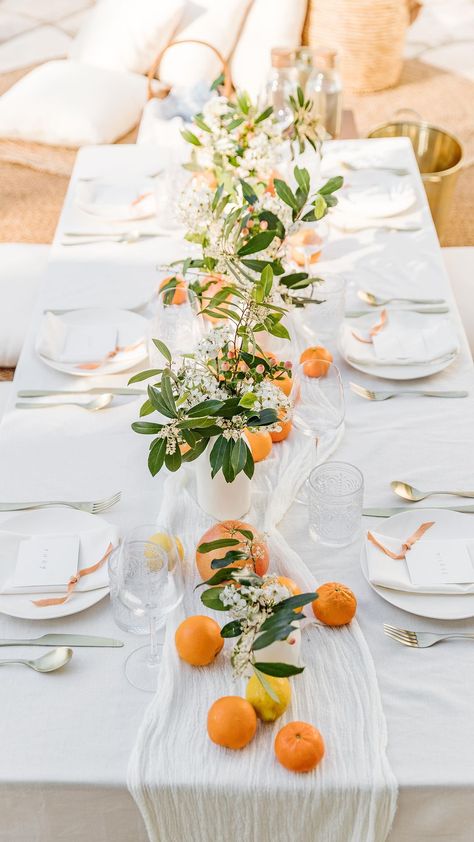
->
[175,615,224,666]
[245,429,273,462]
[312,582,357,627]
[195,519,270,582]
[270,417,292,443]
[276,575,302,608]
[207,696,257,749]
[272,371,292,396]
[300,346,333,378]
[179,442,191,455]
[159,274,187,305]
[275,721,325,772]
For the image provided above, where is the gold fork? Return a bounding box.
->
[384,624,474,648]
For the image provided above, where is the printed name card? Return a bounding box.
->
[12,534,80,592]
[406,539,474,586]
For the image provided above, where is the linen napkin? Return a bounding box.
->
[337,171,417,218]
[0,524,117,595]
[37,312,146,366]
[75,179,156,220]
[342,311,459,366]
[365,530,474,595]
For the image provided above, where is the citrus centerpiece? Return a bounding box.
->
[207,696,257,749]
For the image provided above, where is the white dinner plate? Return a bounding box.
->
[360,508,474,619]
[0,508,116,620]
[36,308,148,377]
[337,171,417,218]
[75,179,156,221]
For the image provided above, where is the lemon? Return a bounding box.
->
[246,673,291,722]
[145,533,184,571]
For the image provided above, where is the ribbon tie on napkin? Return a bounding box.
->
[367,521,434,559]
[32,542,114,606]
[352,309,387,344]
[77,340,143,371]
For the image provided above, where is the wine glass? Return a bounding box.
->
[149,285,206,360]
[118,524,184,692]
[290,360,345,503]
[287,220,327,275]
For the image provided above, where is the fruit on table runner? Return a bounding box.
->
[207,696,257,749]
[270,417,292,443]
[274,575,302,611]
[300,345,333,378]
[275,721,325,772]
[158,274,187,305]
[175,615,224,666]
[195,519,270,581]
[244,429,273,462]
[246,674,291,722]
[312,582,357,626]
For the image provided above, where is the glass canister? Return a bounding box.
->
[302,47,343,140]
[261,47,298,129]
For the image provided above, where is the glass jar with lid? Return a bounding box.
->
[301,47,343,139]
[261,47,298,130]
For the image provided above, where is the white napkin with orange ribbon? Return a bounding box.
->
[342,311,459,366]
[75,179,156,220]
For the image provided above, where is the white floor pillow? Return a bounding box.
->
[0,244,49,368]
[69,0,185,75]
[442,247,474,358]
[0,60,147,147]
[231,0,307,100]
[159,0,253,88]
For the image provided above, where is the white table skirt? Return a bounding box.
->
[0,140,473,842]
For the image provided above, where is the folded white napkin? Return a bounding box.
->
[37,312,145,366]
[365,530,474,595]
[337,171,417,218]
[342,311,459,366]
[75,179,156,220]
[0,524,118,595]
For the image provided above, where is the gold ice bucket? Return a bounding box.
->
[368,111,463,239]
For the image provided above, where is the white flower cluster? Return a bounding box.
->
[251,380,291,424]
[194,324,235,361]
[178,365,228,410]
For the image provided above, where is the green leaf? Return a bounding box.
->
[274,179,298,211]
[241,258,284,275]
[197,538,240,553]
[253,667,281,702]
[231,437,250,477]
[211,550,248,569]
[200,587,227,611]
[279,272,309,288]
[131,421,164,435]
[243,443,255,479]
[274,592,316,612]
[236,528,254,541]
[222,439,235,483]
[148,438,166,476]
[164,447,182,472]
[139,399,155,417]
[255,105,273,124]
[193,113,211,133]
[181,129,202,147]
[180,436,208,463]
[160,373,176,415]
[227,117,245,130]
[195,567,239,588]
[209,435,228,479]
[294,165,310,196]
[152,339,172,364]
[221,620,243,638]
[211,183,224,212]
[239,392,258,409]
[240,179,258,204]
[313,194,327,220]
[187,399,225,417]
[318,175,344,195]
[210,71,225,92]
[252,625,297,651]
[253,661,305,678]
[269,321,290,340]
[147,385,176,419]
[128,368,162,384]
[261,263,273,296]
[237,230,276,257]
[297,85,305,107]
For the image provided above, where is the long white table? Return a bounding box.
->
[0,140,474,842]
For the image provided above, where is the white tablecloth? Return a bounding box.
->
[0,140,473,842]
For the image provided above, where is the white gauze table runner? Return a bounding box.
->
[128,426,397,842]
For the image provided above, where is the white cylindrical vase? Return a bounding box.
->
[255,625,302,667]
[195,439,251,521]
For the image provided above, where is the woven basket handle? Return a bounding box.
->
[147,38,232,100]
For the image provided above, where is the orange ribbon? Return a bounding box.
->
[131,191,152,207]
[76,340,143,371]
[367,521,435,560]
[352,309,387,344]
[32,542,114,607]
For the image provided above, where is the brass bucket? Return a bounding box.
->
[368,110,463,239]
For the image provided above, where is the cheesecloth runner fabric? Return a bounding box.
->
[128,424,397,842]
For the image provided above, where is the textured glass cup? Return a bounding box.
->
[295,274,346,346]
[308,461,364,547]
[109,544,148,635]
[149,286,206,359]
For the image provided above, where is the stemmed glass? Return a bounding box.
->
[290,360,345,503]
[287,220,327,275]
[118,524,184,692]
[149,286,206,360]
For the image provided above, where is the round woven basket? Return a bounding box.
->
[303,0,421,93]
[147,38,233,101]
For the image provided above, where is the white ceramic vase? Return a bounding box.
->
[194,439,251,521]
[255,625,302,667]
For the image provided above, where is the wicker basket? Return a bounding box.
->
[147,38,233,101]
[303,0,422,93]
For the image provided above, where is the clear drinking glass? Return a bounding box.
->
[287,220,327,275]
[109,544,148,635]
[291,361,345,503]
[149,286,206,360]
[308,461,364,546]
[154,162,188,233]
[305,47,342,140]
[294,274,345,348]
[118,525,184,692]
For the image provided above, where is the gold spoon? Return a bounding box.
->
[358,291,446,307]
[391,480,474,502]
[0,647,73,672]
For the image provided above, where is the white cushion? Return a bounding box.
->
[69,0,185,75]
[0,60,147,147]
[231,0,307,100]
[0,244,49,367]
[159,0,253,88]
[442,247,474,358]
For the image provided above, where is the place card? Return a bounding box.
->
[405,539,474,586]
[11,534,80,592]
[60,323,118,364]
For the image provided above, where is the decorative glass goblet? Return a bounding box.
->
[149,285,206,360]
[118,524,184,692]
[290,360,345,503]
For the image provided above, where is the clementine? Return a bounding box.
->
[275,721,325,772]
[158,274,187,305]
[276,575,302,608]
[175,615,224,666]
[270,417,292,443]
[195,519,270,582]
[272,371,292,396]
[207,696,257,749]
[245,429,273,462]
[312,582,357,626]
[300,346,333,378]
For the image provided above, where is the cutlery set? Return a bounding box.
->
[0,636,124,673]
